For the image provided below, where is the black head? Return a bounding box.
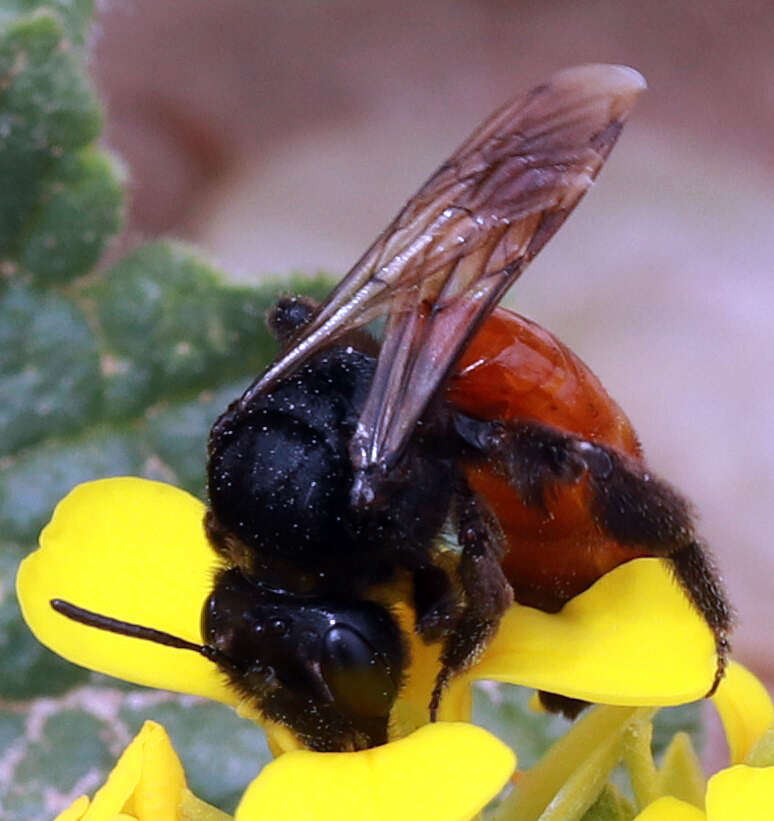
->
[203,568,407,750]
[267,296,317,344]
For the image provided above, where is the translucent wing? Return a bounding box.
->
[240,64,646,503]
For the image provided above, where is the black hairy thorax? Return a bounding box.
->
[206,342,457,594]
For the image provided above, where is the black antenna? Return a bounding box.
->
[50,599,240,673]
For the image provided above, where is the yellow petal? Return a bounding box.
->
[389,599,474,731]
[83,721,185,821]
[179,788,233,821]
[235,722,515,821]
[465,558,717,705]
[705,765,774,820]
[54,795,90,821]
[123,721,187,820]
[633,796,706,821]
[655,731,706,809]
[17,478,235,704]
[712,661,774,764]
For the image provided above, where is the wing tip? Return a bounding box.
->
[553,63,647,91]
[535,64,646,130]
[551,63,647,108]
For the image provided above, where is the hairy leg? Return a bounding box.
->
[429,486,513,719]
[454,415,732,714]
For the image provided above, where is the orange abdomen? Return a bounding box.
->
[447,308,649,611]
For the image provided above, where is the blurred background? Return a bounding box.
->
[92,0,773,682]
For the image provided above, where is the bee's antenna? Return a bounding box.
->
[49,599,240,672]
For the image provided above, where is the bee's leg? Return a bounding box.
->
[580,441,734,694]
[452,415,733,712]
[499,421,733,698]
[411,562,459,643]
[429,487,512,720]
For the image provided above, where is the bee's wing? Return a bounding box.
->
[241,64,645,498]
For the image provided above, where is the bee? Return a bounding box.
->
[52,64,731,752]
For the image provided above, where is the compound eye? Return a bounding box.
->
[321,625,399,719]
[267,296,316,342]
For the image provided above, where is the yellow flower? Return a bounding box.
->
[55,720,514,821]
[17,477,718,731]
[711,660,774,764]
[17,476,724,818]
[633,796,705,821]
[632,767,774,820]
[631,661,774,820]
[235,722,515,821]
[54,720,228,821]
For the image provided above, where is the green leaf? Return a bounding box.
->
[0,13,99,148]
[2,707,114,820]
[0,1,95,46]
[0,709,25,759]
[0,283,101,457]
[91,242,280,417]
[18,147,124,283]
[0,429,147,543]
[0,12,101,253]
[143,380,246,496]
[0,711,32,820]
[18,708,113,786]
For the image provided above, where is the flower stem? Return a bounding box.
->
[491,705,656,821]
[622,716,659,808]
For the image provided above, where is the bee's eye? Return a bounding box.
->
[321,624,400,718]
[268,296,317,342]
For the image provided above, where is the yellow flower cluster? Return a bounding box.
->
[631,662,774,821]
[54,720,513,821]
[15,477,774,819]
